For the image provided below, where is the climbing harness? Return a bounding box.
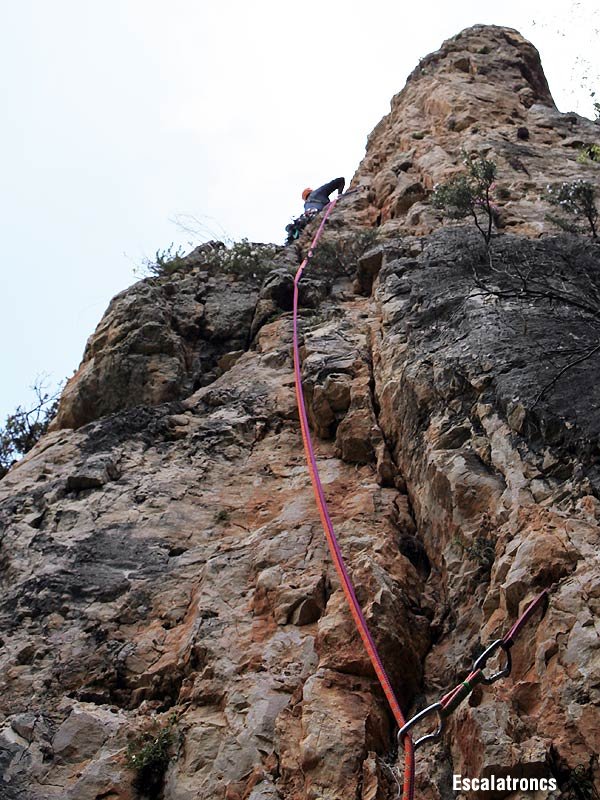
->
[292,196,416,800]
[398,589,549,750]
[292,196,548,799]
[285,209,319,244]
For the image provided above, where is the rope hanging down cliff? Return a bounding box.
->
[291,197,549,799]
[292,196,416,800]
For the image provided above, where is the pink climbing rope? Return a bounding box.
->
[292,199,416,800]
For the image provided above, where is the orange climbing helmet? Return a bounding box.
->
[302,187,312,201]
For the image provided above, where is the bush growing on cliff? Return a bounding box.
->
[432,153,497,247]
[548,748,599,800]
[0,379,61,479]
[466,532,496,576]
[142,243,187,277]
[126,717,176,798]
[562,766,600,800]
[545,180,598,239]
[309,228,379,275]
[576,143,600,164]
[454,514,496,579]
[141,239,280,280]
[201,238,279,279]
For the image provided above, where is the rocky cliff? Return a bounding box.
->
[1,25,599,800]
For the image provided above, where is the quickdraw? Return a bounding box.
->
[398,590,549,751]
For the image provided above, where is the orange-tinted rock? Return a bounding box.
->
[2,23,599,800]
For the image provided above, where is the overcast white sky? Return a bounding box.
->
[1,0,598,422]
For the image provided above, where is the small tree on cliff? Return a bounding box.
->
[432,153,498,249]
[545,180,598,239]
[0,379,61,479]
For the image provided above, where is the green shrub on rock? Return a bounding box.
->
[432,153,497,246]
[545,180,598,239]
[0,379,61,479]
[143,239,280,281]
[576,143,600,164]
[142,243,187,277]
[126,718,176,798]
[201,239,279,279]
[309,229,379,275]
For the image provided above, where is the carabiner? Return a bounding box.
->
[398,702,445,751]
[473,638,512,684]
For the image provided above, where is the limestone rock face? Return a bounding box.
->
[350,25,599,238]
[2,23,600,800]
[51,246,301,431]
[369,228,600,794]
[51,263,258,430]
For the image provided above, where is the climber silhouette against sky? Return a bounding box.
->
[285,177,345,244]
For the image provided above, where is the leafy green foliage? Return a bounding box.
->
[432,153,497,245]
[143,243,187,277]
[309,229,379,275]
[451,519,495,581]
[432,175,475,217]
[576,143,600,164]
[466,533,496,575]
[464,513,496,577]
[126,718,176,798]
[548,745,599,800]
[544,213,581,235]
[201,239,279,279]
[141,239,279,281]
[546,180,598,239]
[0,379,61,479]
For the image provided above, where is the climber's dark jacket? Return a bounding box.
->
[304,177,345,212]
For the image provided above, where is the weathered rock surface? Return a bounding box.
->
[51,246,302,431]
[369,227,600,795]
[348,25,600,239]
[2,23,599,800]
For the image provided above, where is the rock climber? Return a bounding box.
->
[285,177,346,245]
[302,177,345,213]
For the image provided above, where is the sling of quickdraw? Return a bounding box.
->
[398,590,549,751]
